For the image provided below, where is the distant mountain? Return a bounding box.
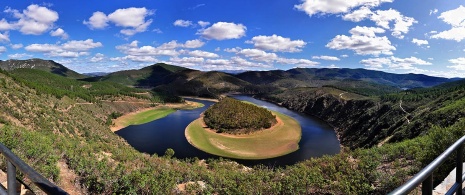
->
[236,68,454,89]
[0,58,86,79]
[83,72,109,77]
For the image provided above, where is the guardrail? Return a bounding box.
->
[390,136,465,195]
[0,142,68,195]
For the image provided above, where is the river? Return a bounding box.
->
[116,95,340,166]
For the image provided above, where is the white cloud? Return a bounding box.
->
[83,11,108,29]
[342,6,373,22]
[169,57,204,66]
[189,50,219,58]
[431,6,465,42]
[0,46,6,53]
[90,53,105,62]
[174,19,192,27]
[0,19,13,31]
[111,55,158,63]
[0,32,9,42]
[183,39,205,48]
[341,54,349,58]
[199,22,246,40]
[246,34,306,52]
[4,4,59,35]
[8,53,33,59]
[294,0,392,16]
[412,38,428,46]
[116,40,179,57]
[360,56,432,70]
[153,28,162,34]
[84,7,153,36]
[10,43,23,49]
[25,39,102,58]
[276,57,319,67]
[312,55,340,61]
[224,47,241,53]
[448,57,465,71]
[327,64,340,68]
[198,21,210,28]
[203,57,271,70]
[429,9,438,16]
[326,26,395,56]
[237,48,278,62]
[344,8,417,39]
[50,28,69,39]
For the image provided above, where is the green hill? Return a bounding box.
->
[0,58,86,79]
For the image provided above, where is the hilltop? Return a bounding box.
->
[0,59,85,79]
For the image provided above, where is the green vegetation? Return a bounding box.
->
[2,60,465,194]
[186,111,301,159]
[112,101,204,131]
[204,97,277,134]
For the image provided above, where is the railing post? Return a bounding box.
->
[422,174,433,195]
[7,161,16,195]
[457,145,463,195]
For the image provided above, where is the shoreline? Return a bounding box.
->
[185,111,301,160]
[111,100,203,132]
[181,96,219,102]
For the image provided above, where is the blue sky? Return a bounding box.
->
[0,1,464,77]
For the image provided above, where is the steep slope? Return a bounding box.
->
[0,58,85,79]
[237,68,454,89]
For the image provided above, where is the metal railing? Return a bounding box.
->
[390,136,465,195]
[0,142,68,195]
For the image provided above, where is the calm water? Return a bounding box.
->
[116,95,340,166]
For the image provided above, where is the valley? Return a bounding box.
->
[0,59,464,194]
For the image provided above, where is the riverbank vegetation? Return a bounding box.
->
[185,111,301,159]
[204,97,277,134]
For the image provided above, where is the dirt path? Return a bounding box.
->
[57,160,83,195]
[399,100,411,124]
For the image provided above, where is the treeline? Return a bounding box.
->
[204,97,277,134]
[9,69,161,102]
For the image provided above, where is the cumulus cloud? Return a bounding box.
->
[246,34,306,52]
[199,22,246,40]
[0,32,9,42]
[3,4,59,35]
[412,38,428,46]
[294,0,393,16]
[173,19,193,27]
[83,11,108,29]
[10,43,23,49]
[202,57,271,71]
[312,55,340,61]
[111,55,158,63]
[326,26,395,56]
[198,21,210,28]
[431,5,465,42]
[169,57,204,66]
[183,39,205,48]
[90,53,105,62]
[189,50,219,58]
[50,28,69,39]
[448,57,465,70]
[276,57,319,67]
[25,39,102,58]
[360,56,432,70]
[116,41,178,57]
[237,48,278,62]
[343,7,417,39]
[0,46,6,53]
[430,9,438,16]
[8,53,32,59]
[84,7,153,36]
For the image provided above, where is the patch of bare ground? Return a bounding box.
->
[57,160,85,195]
